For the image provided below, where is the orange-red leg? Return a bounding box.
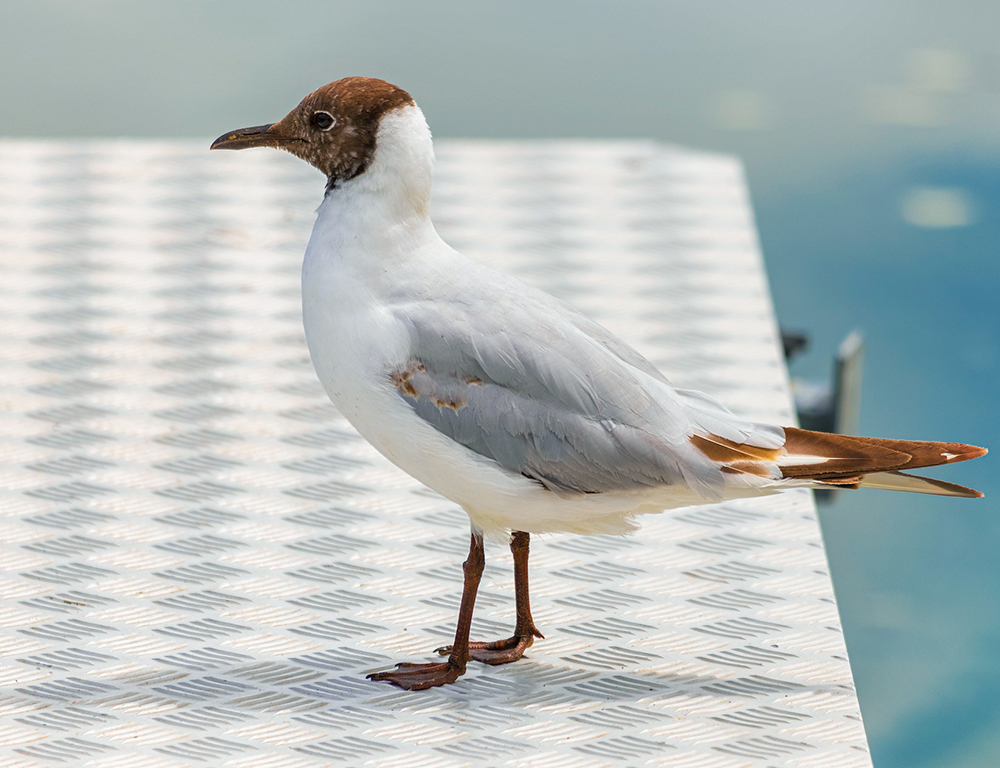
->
[437,530,543,665]
[367,531,485,690]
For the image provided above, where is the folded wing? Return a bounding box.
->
[391,295,780,499]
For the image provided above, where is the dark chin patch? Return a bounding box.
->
[326,151,374,192]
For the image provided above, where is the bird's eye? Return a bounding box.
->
[311,111,335,131]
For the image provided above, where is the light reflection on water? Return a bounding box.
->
[2,2,997,765]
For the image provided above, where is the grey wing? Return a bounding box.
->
[562,300,785,450]
[390,296,779,498]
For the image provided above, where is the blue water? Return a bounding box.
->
[3,2,997,764]
[762,154,1000,767]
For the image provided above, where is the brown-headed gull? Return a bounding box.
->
[212,77,986,690]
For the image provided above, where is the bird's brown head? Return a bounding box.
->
[211,77,415,187]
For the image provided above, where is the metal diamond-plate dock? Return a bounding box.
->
[0,140,871,767]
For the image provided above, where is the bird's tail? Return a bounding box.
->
[694,427,987,498]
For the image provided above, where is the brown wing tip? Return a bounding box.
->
[931,443,987,468]
[852,436,987,468]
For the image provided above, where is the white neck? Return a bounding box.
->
[311,105,437,260]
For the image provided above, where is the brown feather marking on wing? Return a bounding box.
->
[691,434,782,463]
[390,360,468,412]
[691,435,749,463]
[389,359,427,399]
[720,461,774,478]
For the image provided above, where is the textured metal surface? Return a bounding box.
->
[0,139,871,767]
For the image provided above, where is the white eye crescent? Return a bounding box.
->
[312,111,336,131]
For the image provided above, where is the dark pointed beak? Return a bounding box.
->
[210,123,296,150]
